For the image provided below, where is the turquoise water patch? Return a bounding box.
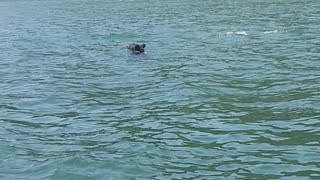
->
[1,0,320,179]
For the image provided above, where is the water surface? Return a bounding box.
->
[1,0,320,179]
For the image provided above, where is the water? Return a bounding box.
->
[1,0,320,179]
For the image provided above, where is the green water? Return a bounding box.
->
[1,0,320,179]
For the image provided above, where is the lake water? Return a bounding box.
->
[1,0,320,179]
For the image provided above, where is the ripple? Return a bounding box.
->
[1,0,320,179]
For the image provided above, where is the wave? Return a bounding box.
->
[226,31,248,36]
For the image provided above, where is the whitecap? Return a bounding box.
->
[263,30,278,34]
[235,31,248,35]
[226,31,248,36]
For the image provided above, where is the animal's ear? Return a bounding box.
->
[141,44,146,48]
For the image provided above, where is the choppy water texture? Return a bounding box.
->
[1,0,320,179]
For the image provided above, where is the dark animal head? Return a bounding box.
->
[128,43,146,54]
[135,44,146,54]
[134,45,144,53]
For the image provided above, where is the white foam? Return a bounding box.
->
[226,31,248,36]
[235,31,248,35]
[263,30,278,34]
[226,31,234,35]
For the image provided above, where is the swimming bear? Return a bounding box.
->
[127,43,146,54]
